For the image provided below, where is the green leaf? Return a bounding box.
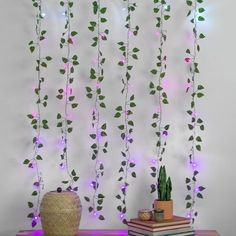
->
[84,196,90,202]
[23,159,30,164]
[46,56,52,61]
[71,170,76,176]
[73,176,79,182]
[151,69,157,75]
[116,106,122,111]
[28,202,34,208]
[131,172,136,178]
[99,215,105,220]
[32,191,37,196]
[71,31,78,36]
[114,112,121,118]
[100,7,107,14]
[164,15,170,20]
[98,193,105,198]
[30,46,35,53]
[186,202,192,208]
[198,16,205,21]
[199,33,205,39]
[197,93,204,98]
[57,113,62,119]
[60,69,65,74]
[36,155,42,160]
[186,0,192,6]
[198,7,205,13]
[197,192,203,198]
[101,18,107,23]
[133,47,140,53]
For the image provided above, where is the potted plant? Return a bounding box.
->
[153,165,173,220]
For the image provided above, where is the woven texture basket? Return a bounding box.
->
[40,191,82,236]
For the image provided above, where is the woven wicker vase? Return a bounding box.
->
[153,200,173,220]
[40,191,82,236]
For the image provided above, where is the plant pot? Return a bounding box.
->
[40,191,82,236]
[153,199,173,220]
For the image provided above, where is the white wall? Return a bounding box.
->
[0,0,235,235]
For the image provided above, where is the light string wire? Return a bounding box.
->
[57,0,80,191]
[185,0,206,223]
[115,0,140,224]
[149,0,171,196]
[25,0,52,228]
[84,0,109,221]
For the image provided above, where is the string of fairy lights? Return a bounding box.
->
[24,0,52,227]
[84,0,109,221]
[115,0,140,224]
[185,0,206,223]
[57,0,80,191]
[149,0,171,198]
[24,0,207,227]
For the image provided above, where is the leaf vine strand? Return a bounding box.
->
[115,0,140,225]
[24,0,52,228]
[149,0,171,196]
[185,0,206,224]
[57,0,79,191]
[84,0,109,221]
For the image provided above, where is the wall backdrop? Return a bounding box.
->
[0,0,235,235]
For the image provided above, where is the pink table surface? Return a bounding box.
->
[16,229,220,236]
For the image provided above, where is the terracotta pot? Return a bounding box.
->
[40,191,82,236]
[153,199,173,220]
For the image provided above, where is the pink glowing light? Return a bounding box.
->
[96,82,101,89]
[31,111,39,118]
[93,211,98,217]
[63,63,70,71]
[119,213,124,220]
[185,57,192,64]
[154,30,161,38]
[128,30,134,37]
[64,86,72,96]
[195,187,200,193]
[92,57,99,65]
[59,163,65,170]
[67,112,75,120]
[35,137,43,145]
[155,106,161,113]
[151,159,157,164]
[120,57,127,64]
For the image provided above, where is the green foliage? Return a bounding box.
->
[158,166,172,201]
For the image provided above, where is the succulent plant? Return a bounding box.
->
[158,166,172,201]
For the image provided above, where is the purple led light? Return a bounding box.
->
[154,30,161,38]
[59,163,65,170]
[128,30,134,37]
[119,213,124,220]
[31,111,39,118]
[151,159,157,164]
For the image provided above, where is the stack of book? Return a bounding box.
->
[128,216,194,236]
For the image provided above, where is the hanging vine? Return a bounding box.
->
[84,0,109,221]
[24,0,52,228]
[115,0,140,225]
[56,0,79,191]
[185,0,206,224]
[149,0,171,196]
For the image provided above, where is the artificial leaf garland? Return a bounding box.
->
[185,0,206,223]
[149,0,171,195]
[115,0,140,225]
[84,0,109,221]
[24,0,52,228]
[57,0,79,191]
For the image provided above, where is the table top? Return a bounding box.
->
[17,229,220,236]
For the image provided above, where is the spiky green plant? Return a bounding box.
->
[158,166,172,201]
